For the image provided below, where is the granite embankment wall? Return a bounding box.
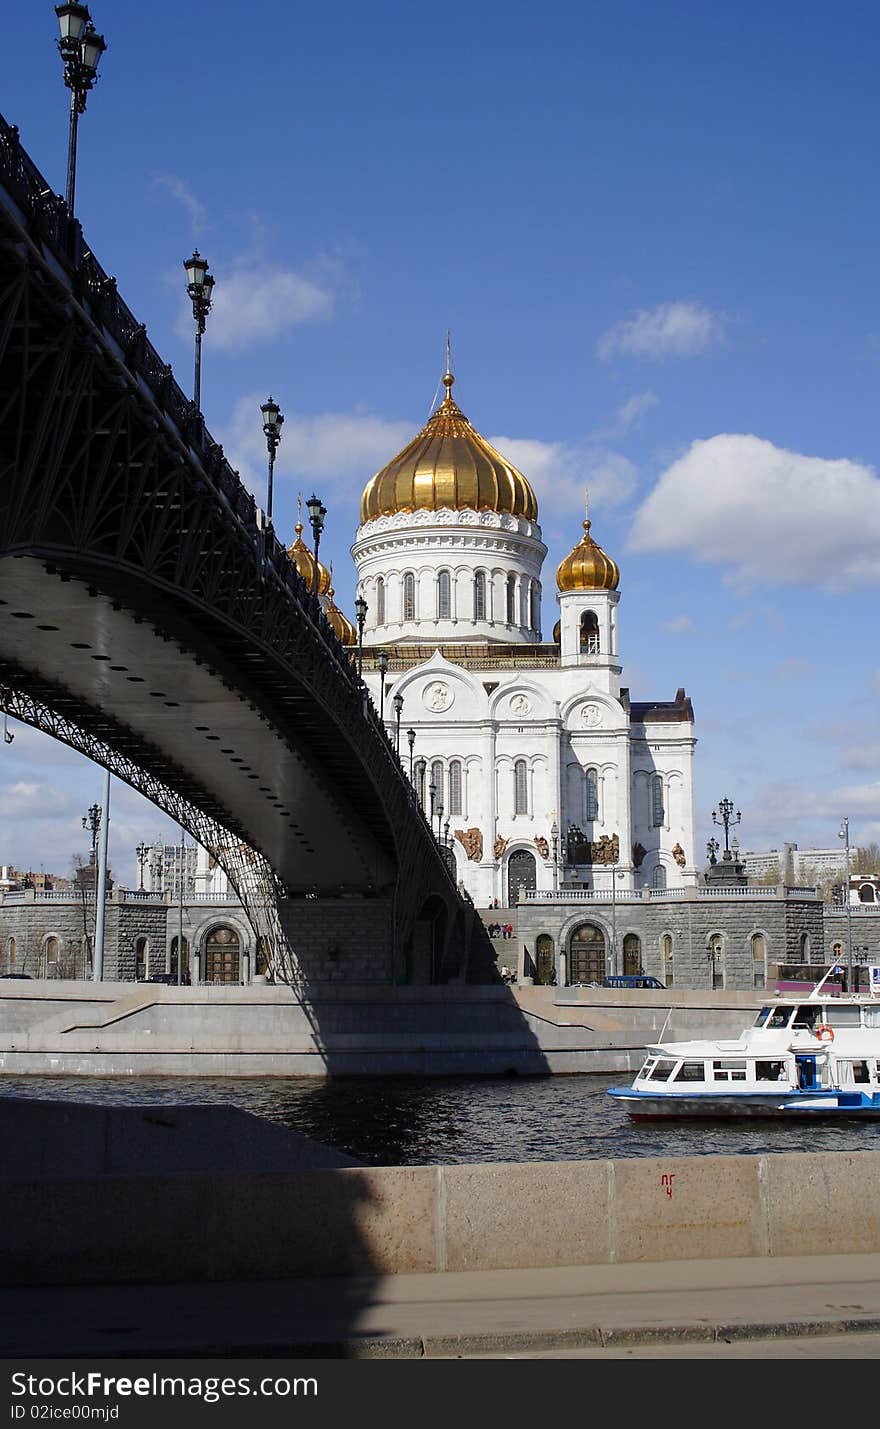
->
[2,1138,877,1286]
[0,980,764,1076]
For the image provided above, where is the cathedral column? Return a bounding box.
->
[616,728,634,886]
[479,720,498,901]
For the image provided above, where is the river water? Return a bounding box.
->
[3,1072,879,1166]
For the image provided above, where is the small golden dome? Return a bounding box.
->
[287,521,331,596]
[325,587,357,644]
[556,520,619,592]
[359,372,538,523]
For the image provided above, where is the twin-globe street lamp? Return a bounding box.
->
[260,397,284,523]
[55,2,107,216]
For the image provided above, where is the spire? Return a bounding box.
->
[442,328,455,402]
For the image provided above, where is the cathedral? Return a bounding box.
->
[289,365,698,910]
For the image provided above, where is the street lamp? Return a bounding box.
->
[428,778,437,823]
[711,798,741,860]
[149,847,164,891]
[55,3,107,216]
[550,819,559,894]
[406,728,416,781]
[377,650,389,723]
[135,841,149,891]
[436,799,444,842]
[354,595,367,679]
[260,396,284,523]
[183,250,214,412]
[443,818,450,848]
[305,494,326,599]
[392,691,404,753]
[839,816,853,992]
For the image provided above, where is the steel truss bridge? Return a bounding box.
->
[0,113,485,988]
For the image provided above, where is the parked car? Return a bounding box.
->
[0,972,32,979]
[602,974,665,989]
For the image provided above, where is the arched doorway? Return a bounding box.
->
[535,934,554,985]
[622,933,641,976]
[507,849,536,905]
[204,926,240,984]
[568,922,606,985]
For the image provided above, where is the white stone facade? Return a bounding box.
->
[352,504,697,907]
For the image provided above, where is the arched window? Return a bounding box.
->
[448,760,462,816]
[474,571,486,620]
[751,932,766,990]
[376,576,385,625]
[530,581,540,633]
[514,759,528,815]
[651,774,664,827]
[135,936,148,982]
[506,573,516,624]
[651,864,666,891]
[662,933,674,988]
[709,932,724,988]
[585,767,599,821]
[535,934,555,985]
[580,610,599,653]
[430,759,444,812]
[44,935,59,977]
[403,572,416,621]
[413,758,426,809]
[623,933,641,976]
[859,883,876,903]
[799,931,811,963]
[437,570,451,619]
[6,936,15,968]
[568,923,606,985]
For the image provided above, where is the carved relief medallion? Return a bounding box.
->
[510,693,532,717]
[581,703,602,727]
[423,681,452,712]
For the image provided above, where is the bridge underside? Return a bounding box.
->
[0,556,395,898]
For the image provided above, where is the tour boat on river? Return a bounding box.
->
[608,965,880,1120]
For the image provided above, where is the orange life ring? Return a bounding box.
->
[815,1024,834,1042]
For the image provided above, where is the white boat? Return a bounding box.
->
[607,965,880,1120]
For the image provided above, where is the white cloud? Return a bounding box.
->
[175,264,335,351]
[743,778,880,846]
[153,173,207,238]
[661,615,694,634]
[614,392,659,431]
[490,436,637,525]
[598,301,725,361]
[629,434,880,590]
[220,394,415,510]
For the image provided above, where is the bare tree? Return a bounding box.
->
[854,842,880,874]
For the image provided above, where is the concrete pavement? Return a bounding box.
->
[3,1253,880,1358]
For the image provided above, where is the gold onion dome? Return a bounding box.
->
[359,372,538,523]
[325,586,357,645]
[287,521,331,596]
[556,520,619,592]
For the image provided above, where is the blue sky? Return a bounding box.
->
[2,0,879,883]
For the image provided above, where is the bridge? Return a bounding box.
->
[0,113,486,988]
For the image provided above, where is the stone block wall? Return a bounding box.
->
[279,896,394,984]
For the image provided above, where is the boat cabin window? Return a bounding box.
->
[864,1008,880,1029]
[854,1061,870,1085]
[648,1059,677,1081]
[754,1007,773,1028]
[825,1006,861,1029]
[792,1006,820,1030]
[756,1061,787,1081]
[766,1007,792,1029]
[638,1058,657,1078]
[672,1061,706,1082]
[713,1059,747,1082]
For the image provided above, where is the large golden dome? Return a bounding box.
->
[359,373,538,523]
[556,520,619,592]
[287,520,331,596]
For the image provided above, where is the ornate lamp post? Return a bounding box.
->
[354,595,367,679]
[406,728,416,781]
[183,251,214,412]
[711,798,741,860]
[392,691,403,754]
[443,818,450,849]
[839,816,853,992]
[436,798,444,842]
[82,801,101,864]
[428,778,437,824]
[55,3,107,216]
[260,396,284,522]
[377,650,388,723]
[550,819,559,894]
[135,841,149,891]
[305,494,326,599]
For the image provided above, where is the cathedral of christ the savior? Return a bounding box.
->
[342,367,698,910]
